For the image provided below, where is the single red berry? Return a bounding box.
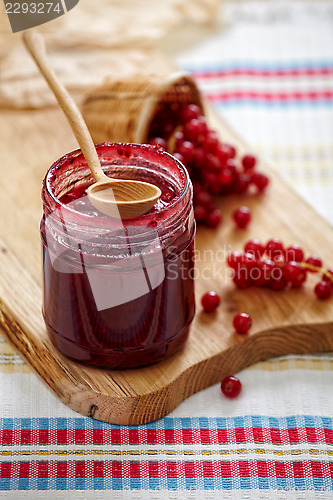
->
[242,154,257,171]
[180,104,202,122]
[193,147,206,167]
[202,171,219,189]
[265,239,284,260]
[285,245,304,263]
[217,144,232,162]
[194,205,207,223]
[202,130,219,153]
[206,153,221,173]
[223,144,236,159]
[206,208,223,228]
[183,118,205,141]
[269,276,288,291]
[201,291,221,312]
[233,312,252,333]
[322,269,333,287]
[177,140,194,163]
[282,261,302,283]
[305,255,323,272]
[219,168,233,186]
[314,281,332,300]
[227,251,244,270]
[197,115,208,137]
[235,173,251,194]
[244,239,265,259]
[251,171,270,192]
[253,260,275,287]
[221,376,242,398]
[233,267,252,289]
[243,252,258,273]
[233,206,251,229]
[290,267,307,287]
[174,131,185,149]
[195,190,212,208]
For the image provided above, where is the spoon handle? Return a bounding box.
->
[23,31,106,184]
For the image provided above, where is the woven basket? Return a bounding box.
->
[81,72,204,144]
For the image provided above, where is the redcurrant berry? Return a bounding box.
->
[194,205,207,222]
[253,260,275,287]
[242,154,257,171]
[265,239,284,260]
[206,154,221,173]
[223,144,236,159]
[183,118,204,141]
[201,291,221,312]
[233,312,252,333]
[235,173,251,194]
[206,208,223,228]
[251,171,269,192]
[243,252,258,273]
[219,168,233,186]
[244,239,265,259]
[290,268,307,287]
[269,276,288,291]
[180,104,201,122]
[177,140,194,163]
[322,269,333,287]
[227,251,244,270]
[221,376,242,398]
[282,261,302,283]
[233,206,251,229]
[285,245,304,263]
[202,130,219,153]
[314,281,332,300]
[233,268,252,289]
[195,190,212,208]
[217,144,232,162]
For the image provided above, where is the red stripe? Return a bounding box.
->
[191,68,333,78]
[1,428,332,445]
[205,91,333,102]
[1,460,332,479]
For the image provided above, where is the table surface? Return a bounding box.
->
[1,1,333,498]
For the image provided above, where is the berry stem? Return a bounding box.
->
[300,262,333,281]
[167,126,182,154]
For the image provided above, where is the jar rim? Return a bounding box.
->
[44,142,191,223]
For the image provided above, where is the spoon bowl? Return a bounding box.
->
[87,179,161,218]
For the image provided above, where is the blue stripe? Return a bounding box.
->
[180,61,333,72]
[1,415,332,430]
[0,477,331,491]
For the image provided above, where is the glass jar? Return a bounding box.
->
[41,143,195,369]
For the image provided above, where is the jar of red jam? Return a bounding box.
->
[41,143,195,369]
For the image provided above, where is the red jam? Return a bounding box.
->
[41,143,195,369]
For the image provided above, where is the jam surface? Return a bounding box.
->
[42,157,195,369]
[58,180,177,219]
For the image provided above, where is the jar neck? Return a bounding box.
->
[41,143,193,255]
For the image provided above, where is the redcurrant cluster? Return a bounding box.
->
[227,239,333,299]
[148,103,269,228]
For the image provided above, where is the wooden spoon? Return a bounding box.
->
[23,31,161,219]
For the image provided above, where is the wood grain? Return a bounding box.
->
[0,107,332,425]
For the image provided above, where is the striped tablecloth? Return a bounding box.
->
[1,1,333,498]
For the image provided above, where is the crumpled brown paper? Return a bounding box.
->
[0,0,220,109]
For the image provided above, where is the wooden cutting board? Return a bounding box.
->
[0,106,332,425]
